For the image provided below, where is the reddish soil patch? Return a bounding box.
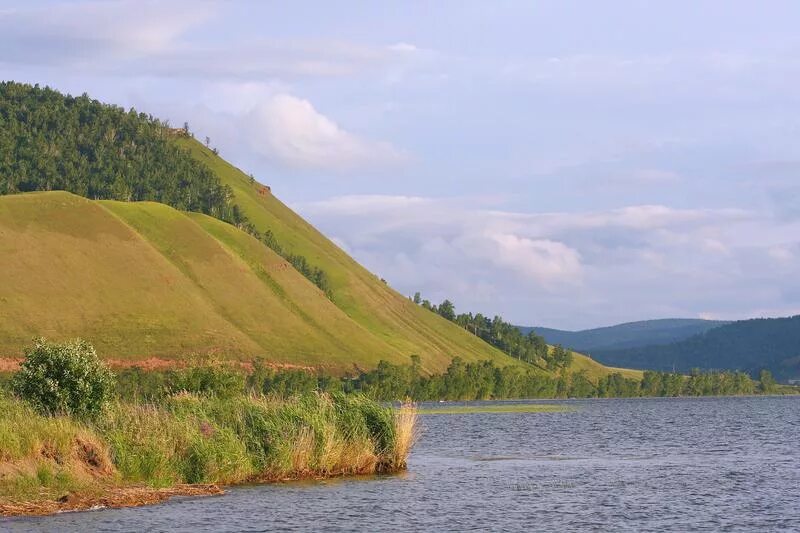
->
[0,358,22,372]
[104,358,316,373]
[0,484,223,517]
[0,356,318,374]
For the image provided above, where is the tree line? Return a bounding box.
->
[346,359,765,400]
[103,358,773,402]
[412,292,572,370]
[0,81,332,297]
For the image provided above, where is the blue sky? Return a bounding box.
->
[2,1,799,329]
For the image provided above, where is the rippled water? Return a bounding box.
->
[6,396,800,532]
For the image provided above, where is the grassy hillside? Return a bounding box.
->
[175,138,533,373]
[0,81,640,381]
[0,189,642,380]
[520,318,728,352]
[177,139,643,381]
[590,316,800,381]
[0,190,520,372]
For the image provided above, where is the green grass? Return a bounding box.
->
[0,392,417,504]
[0,149,641,381]
[176,138,638,380]
[569,352,643,382]
[418,403,573,415]
[177,139,521,373]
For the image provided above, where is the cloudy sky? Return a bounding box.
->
[3,1,799,329]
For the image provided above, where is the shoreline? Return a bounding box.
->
[0,392,417,519]
[0,468,408,518]
[0,483,224,518]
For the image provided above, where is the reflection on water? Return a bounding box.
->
[5,397,800,532]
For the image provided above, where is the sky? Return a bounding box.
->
[2,1,799,329]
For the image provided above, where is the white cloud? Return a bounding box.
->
[768,246,793,263]
[134,86,407,173]
[296,194,800,327]
[479,233,582,286]
[244,94,406,170]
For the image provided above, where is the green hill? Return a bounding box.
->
[0,190,517,372]
[0,81,638,380]
[589,316,800,381]
[519,318,729,352]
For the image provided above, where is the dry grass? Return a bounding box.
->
[0,392,417,514]
[391,402,419,469]
[0,396,116,502]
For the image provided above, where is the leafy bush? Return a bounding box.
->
[11,338,115,418]
[167,360,245,398]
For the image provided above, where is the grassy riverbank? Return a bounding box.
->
[0,392,417,516]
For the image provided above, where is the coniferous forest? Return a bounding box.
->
[0,82,332,295]
[0,82,237,220]
[413,293,572,370]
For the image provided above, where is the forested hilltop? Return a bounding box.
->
[590,316,800,381]
[0,82,237,221]
[412,293,572,371]
[0,81,334,293]
[519,318,729,352]
[3,81,620,376]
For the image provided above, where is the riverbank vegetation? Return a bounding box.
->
[0,341,416,514]
[349,359,770,400]
[107,356,782,403]
[412,293,572,370]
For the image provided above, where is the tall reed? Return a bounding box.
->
[0,392,417,503]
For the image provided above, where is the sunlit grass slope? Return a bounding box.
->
[0,160,640,379]
[178,138,643,379]
[0,191,254,359]
[0,190,513,372]
[0,191,396,369]
[570,352,643,381]
[177,139,518,373]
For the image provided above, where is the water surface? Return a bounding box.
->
[6,396,800,532]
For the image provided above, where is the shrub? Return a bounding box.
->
[11,338,115,418]
[167,360,245,398]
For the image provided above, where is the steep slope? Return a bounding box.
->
[0,191,517,372]
[519,318,728,352]
[177,139,526,372]
[589,316,800,381]
[0,82,640,381]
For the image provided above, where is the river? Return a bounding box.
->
[6,396,799,532]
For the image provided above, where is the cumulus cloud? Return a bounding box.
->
[134,85,406,173]
[242,94,406,170]
[296,195,800,327]
[476,233,583,286]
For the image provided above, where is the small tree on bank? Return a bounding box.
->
[12,338,115,418]
[759,369,777,394]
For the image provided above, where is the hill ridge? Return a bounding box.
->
[0,81,638,381]
[519,318,729,352]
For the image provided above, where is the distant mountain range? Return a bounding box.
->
[518,319,729,353]
[521,317,800,381]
